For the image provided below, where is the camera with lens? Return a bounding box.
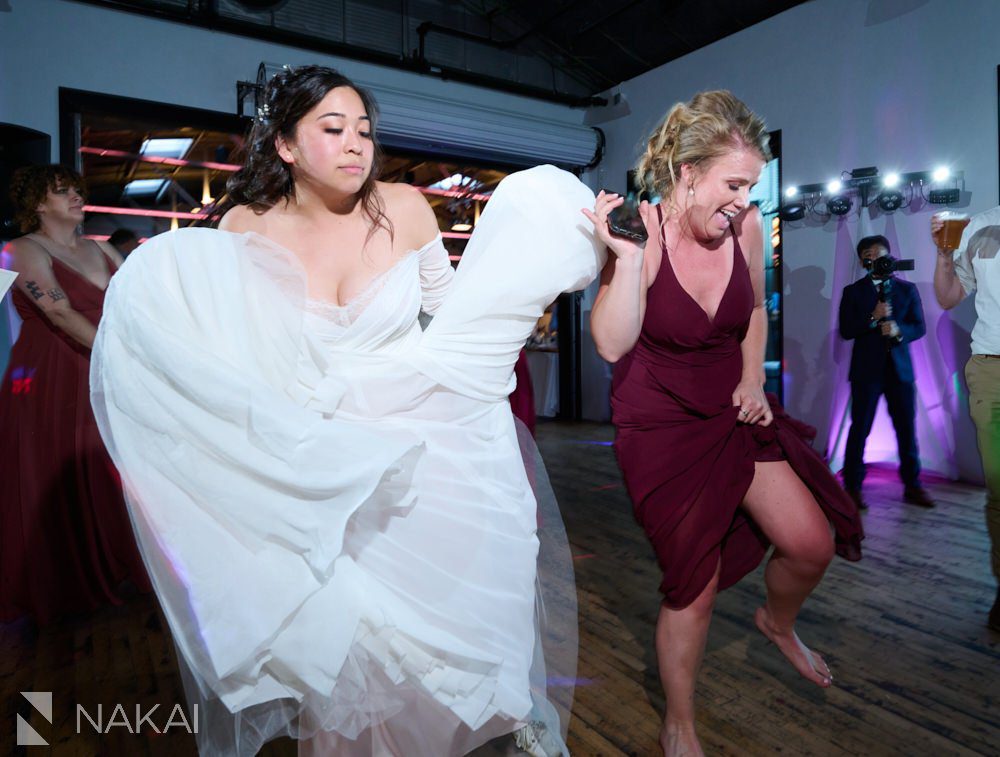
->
[865,254,915,278]
[864,255,914,347]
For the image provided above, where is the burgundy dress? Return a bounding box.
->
[611,215,863,609]
[0,247,149,624]
[509,348,536,436]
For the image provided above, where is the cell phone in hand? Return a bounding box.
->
[606,192,648,243]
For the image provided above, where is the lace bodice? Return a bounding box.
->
[305,260,402,328]
[296,235,452,357]
[304,236,452,330]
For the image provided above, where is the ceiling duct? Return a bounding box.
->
[231,0,290,10]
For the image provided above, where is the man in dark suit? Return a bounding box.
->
[839,235,935,510]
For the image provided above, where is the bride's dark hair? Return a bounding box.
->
[227,65,391,239]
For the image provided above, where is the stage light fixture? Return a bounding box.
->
[827,194,853,216]
[928,188,960,204]
[932,166,950,183]
[850,166,879,180]
[782,165,961,221]
[778,203,806,222]
[876,189,905,212]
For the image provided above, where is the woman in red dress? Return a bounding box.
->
[0,165,147,625]
[586,92,863,756]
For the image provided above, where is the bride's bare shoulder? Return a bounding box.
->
[218,204,270,234]
[377,181,440,249]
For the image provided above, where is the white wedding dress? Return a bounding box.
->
[90,165,603,756]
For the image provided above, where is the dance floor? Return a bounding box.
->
[3,420,997,756]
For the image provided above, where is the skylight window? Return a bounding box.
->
[139,138,193,160]
[122,179,168,197]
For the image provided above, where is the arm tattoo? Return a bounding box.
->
[25,280,44,300]
[47,288,66,302]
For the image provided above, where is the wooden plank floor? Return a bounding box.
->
[537,421,1000,757]
[3,420,998,756]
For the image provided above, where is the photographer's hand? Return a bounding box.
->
[872,301,891,321]
[880,320,900,338]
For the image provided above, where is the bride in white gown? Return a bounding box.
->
[90,66,604,756]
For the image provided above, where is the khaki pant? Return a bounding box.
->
[965,355,1000,579]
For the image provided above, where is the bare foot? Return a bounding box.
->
[754,606,832,687]
[660,724,704,757]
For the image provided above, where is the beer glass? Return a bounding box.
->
[933,211,970,252]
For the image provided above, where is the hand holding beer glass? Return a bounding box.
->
[931,211,970,254]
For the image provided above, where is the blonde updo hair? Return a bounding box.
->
[636,90,771,204]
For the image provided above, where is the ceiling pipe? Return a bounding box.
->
[415,21,607,107]
[72,1,606,107]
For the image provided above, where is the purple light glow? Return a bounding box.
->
[9,365,35,395]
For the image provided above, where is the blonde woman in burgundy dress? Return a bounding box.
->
[588,91,863,756]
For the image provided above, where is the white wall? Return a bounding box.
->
[582,0,995,483]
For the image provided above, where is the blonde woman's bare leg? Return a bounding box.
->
[741,460,835,687]
[655,561,720,756]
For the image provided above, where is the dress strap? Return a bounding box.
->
[99,240,121,273]
[731,221,749,274]
[27,233,116,276]
[656,203,666,252]
[25,232,56,256]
